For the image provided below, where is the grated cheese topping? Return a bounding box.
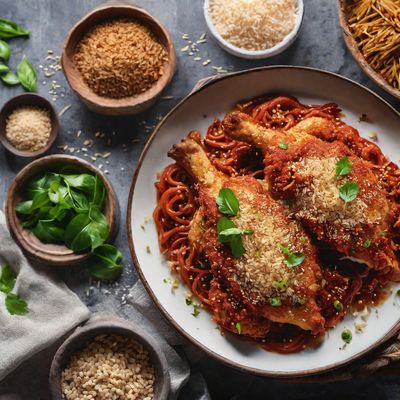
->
[208,0,297,51]
[232,190,304,305]
[289,157,381,229]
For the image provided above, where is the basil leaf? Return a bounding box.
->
[285,252,305,268]
[216,188,239,216]
[278,142,288,150]
[32,221,64,243]
[87,244,123,280]
[70,189,90,211]
[15,200,33,215]
[336,156,351,177]
[217,216,235,236]
[270,297,282,307]
[1,71,19,85]
[5,293,28,315]
[0,63,9,75]
[0,18,30,39]
[0,264,16,294]
[26,173,60,199]
[17,56,36,92]
[0,40,10,61]
[339,181,359,203]
[219,227,253,240]
[64,206,109,252]
[230,235,245,258]
[363,239,372,248]
[31,191,51,211]
[62,173,96,191]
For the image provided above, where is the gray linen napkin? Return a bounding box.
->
[127,281,211,400]
[0,210,90,381]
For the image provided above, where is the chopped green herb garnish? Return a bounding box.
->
[363,239,372,248]
[278,244,305,268]
[163,278,168,284]
[255,250,262,257]
[339,181,359,203]
[235,322,242,335]
[397,289,400,297]
[299,236,307,244]
[270,297,282,307]
[336,156,352,177]
[333,300,343,312]
[185,298,192,306]
[298,298,306,305]
[192,304,200,317]
[216,188,239,216]
[341,328,352,344]
[278,142,288,150]
[275,277,288,290]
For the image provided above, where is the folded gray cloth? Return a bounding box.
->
[0,210,90,382]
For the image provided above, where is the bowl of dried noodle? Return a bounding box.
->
[338,0,400,100]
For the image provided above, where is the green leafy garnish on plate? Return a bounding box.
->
[278,142,288,150]
[336,156,351,177]
[235,322,242,335]
[216,188,239,216]
[278,244,305,268]
[339,181,359,203]
[0,264,28,316]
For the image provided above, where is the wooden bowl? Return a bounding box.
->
[0,93,59,157]
[49,316,170,400]
[338,0,400,100]
[62,3,176,116]
[5,155,119,266]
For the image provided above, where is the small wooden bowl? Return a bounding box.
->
[0,93,59,157]
[62,3,176,116]
[338,0,400,100]
[5,154,119,266]
[49,316,170,400]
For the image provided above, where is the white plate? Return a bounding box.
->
[127,66,400,377]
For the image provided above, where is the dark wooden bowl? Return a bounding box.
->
[49,316,170,400]
[5,154,119,266]
[62,3,176,116]
[0,93,59,157]
[338,0,400,100]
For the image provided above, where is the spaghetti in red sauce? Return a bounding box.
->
[153,95,400,353]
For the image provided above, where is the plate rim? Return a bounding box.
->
[126,65,400,378]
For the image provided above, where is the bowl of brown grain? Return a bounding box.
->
[49,316,170,400]
[62,3,176,116]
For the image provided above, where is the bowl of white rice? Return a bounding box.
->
[204,0,304,59]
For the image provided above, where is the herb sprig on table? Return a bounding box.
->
[0,18,36,91]
[0,264,28,315]
[16,167,123,280]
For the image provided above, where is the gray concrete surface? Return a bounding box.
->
[1,0,400,399]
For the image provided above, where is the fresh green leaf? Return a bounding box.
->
[64,206,109,252]
[87,244,123,280]
[30,191,51,211]
[270,297,282,307]
[25,172,60,199]
[0,40,10,61]
[230,235,245,258]
[0,264,16,294]
[341,328,352,344]
[285,252,305,268]
[216,188,239,216]
[235,322,241,335]
[0,63,9,75]
[0,18,30,39]
[339,181,359,203]
[278,142,288,150]
[32,221,64,243]
[275,277,288,290]
[218,227,254,241]
[17,56,37,92]
[0,71,19,85]
[15,200,33,215]
[363,239,372,248]
[5,293,28,315]
[192,304,200,317]
[336,156,352,177]
[217,216,235,237]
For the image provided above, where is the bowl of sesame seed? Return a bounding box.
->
[62,3,176,116]
[49,316,170,400]
[0,93,59,157]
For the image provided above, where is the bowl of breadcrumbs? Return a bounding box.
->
[0,93,59,157]
[62,3,176,116]
[49,316,170,400]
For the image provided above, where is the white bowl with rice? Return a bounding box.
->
[204,0,304,59]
